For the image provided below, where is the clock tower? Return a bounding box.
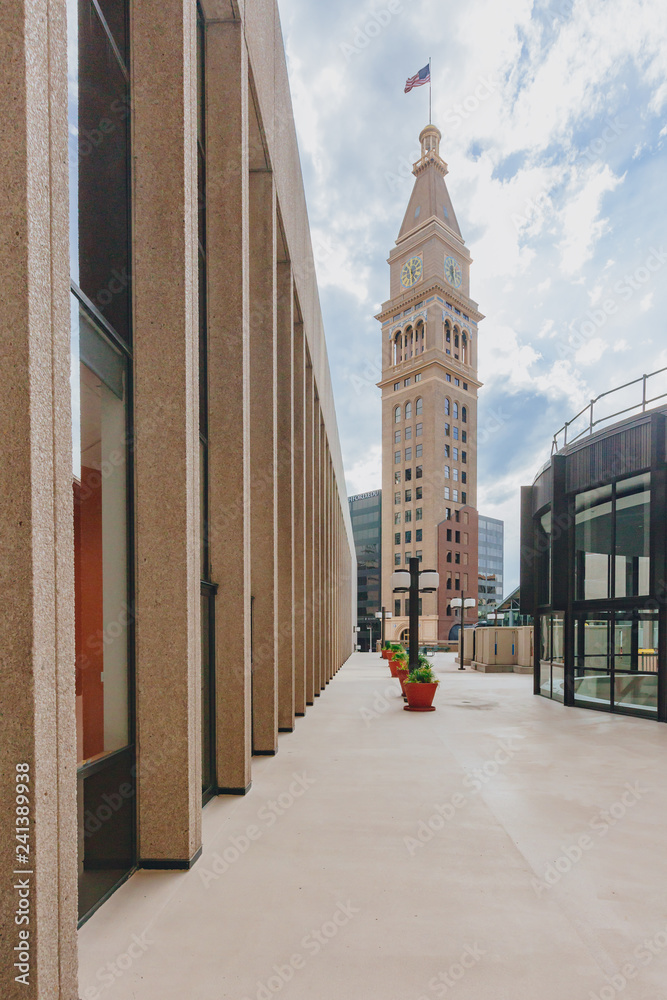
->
[376,124,483,644]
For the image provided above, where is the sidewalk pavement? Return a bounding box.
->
[78,651,667,1000]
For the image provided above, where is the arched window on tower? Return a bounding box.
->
[394,405,401,423]
[462,406,467,423]
[445,321,451,351]
[416,397,423,415]
[445,397,450,416]
[393,331,402,366]
[416,320,425,353]
[405,325,413,360]
[405,401,412,420]
[453,402,459,420]
[462,332,468,365]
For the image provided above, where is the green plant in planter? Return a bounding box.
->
[406,664,439,685]
[417,653,430,669]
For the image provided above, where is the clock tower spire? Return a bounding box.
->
[376,125,484,646]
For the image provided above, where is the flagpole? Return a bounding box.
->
[429,56,432,124]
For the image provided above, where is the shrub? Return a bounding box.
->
[407,664,438,685]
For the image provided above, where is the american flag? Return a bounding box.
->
[404,64,431,93]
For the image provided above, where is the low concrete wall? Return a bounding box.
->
[471,627,534,673]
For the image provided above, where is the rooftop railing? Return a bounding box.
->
[551,366,667,455]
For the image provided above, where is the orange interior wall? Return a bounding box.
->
[74,471,105,761]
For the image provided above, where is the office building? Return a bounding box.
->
[349,490,382,651]
[478,515,505,616]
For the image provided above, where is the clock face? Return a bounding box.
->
[400,256,423,288]
[444,256,463,288]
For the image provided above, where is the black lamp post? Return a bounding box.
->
[451,591,476,670]
[375,607,392,652]
[391,561,439,672]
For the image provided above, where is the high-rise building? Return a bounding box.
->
[478,515,505,615]
[377,124,483,644]
[349,490,382,650]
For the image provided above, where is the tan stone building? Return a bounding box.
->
[0,2,354,996]
[377,125,483,644]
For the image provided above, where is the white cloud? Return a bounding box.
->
[575,337,606,367]
[640,293,654,313]
[557,165,624,276]
[345,444,381,498]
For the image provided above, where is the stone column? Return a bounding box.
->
[327,454,334,681]
[276,261,295,732]
[0,2,78,996]
[205,15,252,789]
[304,366,315,704]
[133,0,202,863]
[319,423,328,691]
[323,452,330,684]
[293,324,307,715]
[313,405,323,694]
[249,170,278,752]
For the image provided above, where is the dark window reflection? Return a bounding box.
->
[71,0,131,342]
[95,0,128,63]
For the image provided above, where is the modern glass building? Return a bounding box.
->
[349,491,382,651]
[478,515,504,615]
[521,386,667,720]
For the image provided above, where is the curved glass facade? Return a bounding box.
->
[522,413,666,722]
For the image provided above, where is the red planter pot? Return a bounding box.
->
[404,682,438,710]
[388,659,400,678]
[397,668,410,695]
[381,649,391,660]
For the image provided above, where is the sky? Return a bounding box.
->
[276,0,667,596]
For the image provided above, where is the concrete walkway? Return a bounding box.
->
[78,652,667,1000]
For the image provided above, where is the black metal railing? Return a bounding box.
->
[551,367,667,455]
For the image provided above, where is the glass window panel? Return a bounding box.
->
[70,0,131,341]
[540,615,551,662]
[77,746,134,920]
[614,480,650,598]
[575,487,612,600]
[201,593,213,792]
[552,613,564,665]
[551,665,564,703]
[96,0,128,63]
[74,301,129,765]
[539,659,551,699]
[198,146,206,252]
[638,616,659,673]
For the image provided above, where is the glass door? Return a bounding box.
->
[613,611,658,715]
[573,613,611,709]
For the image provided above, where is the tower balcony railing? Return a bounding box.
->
[551,366,667,455]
